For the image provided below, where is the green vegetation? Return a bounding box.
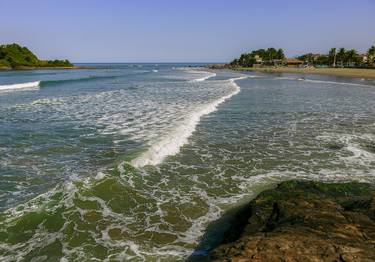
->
[0,43,73,69]
[297,45,375,67]
[298,48,364,67]
[227,45,375,69]
[229,47,285,67]
[368,45,375,65]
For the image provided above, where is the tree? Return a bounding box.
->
[229,47,285,67]
[229,58,239,67]
[315,55,329,66]
[266,47,278,61]
[346,49,359,67]
[277,49,285,60]
[0,43,73,68]
[298,53,314,64]
[337,48,346,67]
[239,53,256,67]
[368,45,375,65]
[329,48,337,67]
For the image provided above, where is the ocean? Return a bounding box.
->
[0,64,374,261]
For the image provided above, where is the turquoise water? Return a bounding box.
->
[0,64,375,261]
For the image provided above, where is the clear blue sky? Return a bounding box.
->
[1,0,374,62]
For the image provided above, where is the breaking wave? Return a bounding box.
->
[130,76,246,167]
[190,72,217,82]
[0,75,121,92]
[40,75,120,87]
[0,81,40,91]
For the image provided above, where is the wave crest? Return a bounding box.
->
[0,81,40,91]
[190,72,217,82]
[40,75,119,87]
[130,76,246,168]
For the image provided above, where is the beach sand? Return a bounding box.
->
[234,67,375,79]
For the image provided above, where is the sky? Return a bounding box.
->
[1,0,374,63]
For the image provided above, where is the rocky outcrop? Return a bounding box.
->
[210,180,375,262]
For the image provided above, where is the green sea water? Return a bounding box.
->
[0,65,374,261]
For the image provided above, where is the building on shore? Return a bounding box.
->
[285,58,304,67]
[359,54,368,63]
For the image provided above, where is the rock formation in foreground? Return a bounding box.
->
[210,180,375,262]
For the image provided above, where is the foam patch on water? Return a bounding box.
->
[130,76,246,167]
[317,133,375,167]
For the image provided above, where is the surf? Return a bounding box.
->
[130,76,246,168]
[191,72,216,82]
[39,75,120,87]
[0,81,40,91]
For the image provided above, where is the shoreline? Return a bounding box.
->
[213,66,375,79]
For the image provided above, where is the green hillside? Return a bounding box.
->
[0,43,73,69]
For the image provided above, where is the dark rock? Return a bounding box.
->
[210,180,375,262]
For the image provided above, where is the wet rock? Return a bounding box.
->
[210,180,375,261]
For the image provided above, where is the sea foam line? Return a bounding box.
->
[190,72,217,82]
[275,77,375,88]
[0,81,40,91]
[130,76,247,168]
[304,79,375,87]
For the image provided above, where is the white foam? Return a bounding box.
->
[31,98,64,105]
[190,72,217,82]
[130,76,247,168]
[0,81,40,91]
[275,77,375,88]
[304,79,375,87]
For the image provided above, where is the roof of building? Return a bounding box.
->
[286,58,303,63]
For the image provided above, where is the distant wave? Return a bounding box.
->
[0,75,122,92]
[190,72,217,82]
[40,75,119,87]
[0,81,40,91]
[130,76,247,168]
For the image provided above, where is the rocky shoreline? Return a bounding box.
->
[209,180,375,261]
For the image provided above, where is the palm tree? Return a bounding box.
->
[337,48,346,67]
[368,45,375,65]
[329,48,337,67]
[346,49,358,67]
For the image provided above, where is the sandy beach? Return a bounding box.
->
[233,67,375,79]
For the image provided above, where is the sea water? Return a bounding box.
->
[0,64,374,260]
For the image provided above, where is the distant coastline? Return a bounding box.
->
[0,65,92,71]
[223,66,375,79]
[0,43,77,70]
[210,45,375,79]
